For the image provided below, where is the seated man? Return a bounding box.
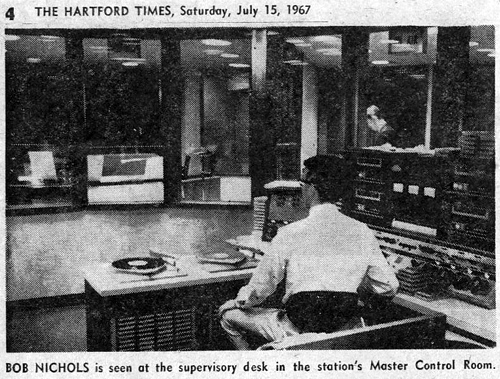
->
[366,105,397,147]
[219,155,399,350]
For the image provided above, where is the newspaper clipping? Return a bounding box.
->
[1,0,499,378]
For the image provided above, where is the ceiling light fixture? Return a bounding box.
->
[40,35,60,40]
[311,35,341,44]
[27,57,41,63]
[229,63,250,68]
[204,49,224,55]
[122,62,140,67]
[469,41,479,47]
[487,53,495,57]
[267,31,279,36]
[295,43,312,47]
[410,74,426,80]
[285,38,305,44]
[123,41,141,46]
[221,53,240,58]
[111,57,147,63]
[89,46,110,51]
[5,35,21,41]
[322,51,342,56]
[379,39,400,44]
[283,59,302,64]
[477,48,494,53]
[316,48,341,55]
[201,39,232,46]
[372,60,390,65]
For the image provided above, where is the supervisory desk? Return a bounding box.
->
[84,256,255,351]
[393,294,496,346]
[85,256,450,351]
[228,236,496,347]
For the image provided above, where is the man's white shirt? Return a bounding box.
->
[236,203,399,307]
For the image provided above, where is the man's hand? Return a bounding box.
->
[218,299,238,317]
[218,298,249,316]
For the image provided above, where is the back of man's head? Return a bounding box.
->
[367,105,380,118]
[303,154,349,203]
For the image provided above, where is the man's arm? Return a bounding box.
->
[236,246,286,307]
[218,242,286,315]
[359,239,399,298]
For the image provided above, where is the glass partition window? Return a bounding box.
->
[285,34,343,155]
[465,26,495,132]
[6,34,70,146]
[5,27,493,209]
[83,35,165,205]
[180,37,252,203]
[6,145,84,208]
[5,32,166,208]
[266,33,307,179]
[363,65,429,148]
[83,36,162,147]
[269,32,343,173]
[5,33,85,208]
[362,27,437,148]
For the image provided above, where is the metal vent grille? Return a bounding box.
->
[111,307,197,351]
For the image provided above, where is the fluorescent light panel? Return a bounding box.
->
[286,38,305,44]
[204,49,223,55]
[311,35,341,44]
[221,53,239,58]
[379,39,399,44]
[201,39,232,46]
[229,63,250,68]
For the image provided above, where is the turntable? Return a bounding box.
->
[197,250,259,273]
[112,257,167,275]
[196,251,248,265]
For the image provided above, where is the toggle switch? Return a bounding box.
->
[424,187,436,197]
[393,183,404,193]
[408,185,419,195]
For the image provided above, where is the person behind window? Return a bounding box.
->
[218,155,399,350]
[366,105,397,147]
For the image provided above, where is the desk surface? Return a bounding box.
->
[394,293,496,343]
[83,255,254,298]
[84,251,495,344]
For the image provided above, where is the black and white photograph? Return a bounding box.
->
[1,0,499,377]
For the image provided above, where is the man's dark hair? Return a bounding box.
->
[303,154,350,203]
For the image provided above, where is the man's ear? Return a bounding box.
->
[305,171,317,184]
